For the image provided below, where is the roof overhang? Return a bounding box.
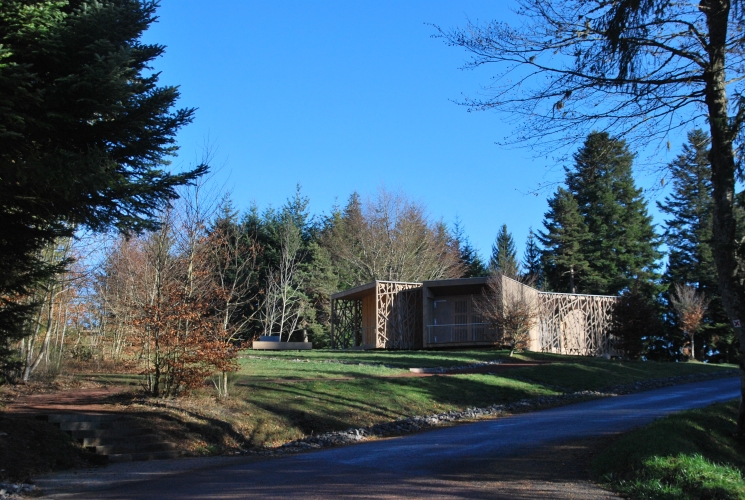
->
[422,277,490,296]
[331,280,423,301]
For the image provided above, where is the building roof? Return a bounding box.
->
[422,277,490,296]
[331,280,422,301]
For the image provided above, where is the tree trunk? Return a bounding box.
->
[569,266,576,294]
[702,0,745,434]
[690,332,696,362]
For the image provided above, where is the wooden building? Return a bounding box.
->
[330,281,422,349]
[330,277,618,355]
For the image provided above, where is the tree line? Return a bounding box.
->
[8,126,738,392]
[0,1,740,412]
[483,130,738,364]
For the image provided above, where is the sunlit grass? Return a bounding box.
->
[594,400,745,499]
[75,349,737,451]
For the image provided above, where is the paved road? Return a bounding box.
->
[40,377,741,499]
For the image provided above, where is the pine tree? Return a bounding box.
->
[522,228,543,288]
[453,219,487,278]
[658,129,733,361]
[564,132,661,295]
[490,224,520,278]
[539,188,591,293]
[659,130,715,289]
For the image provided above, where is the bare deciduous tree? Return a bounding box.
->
[478,273,541,356]
[261,219,306,342]
[671,284,710,361]
[327,188,463,285]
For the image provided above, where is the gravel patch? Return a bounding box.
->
[0,483,38,499]
[241,355,399,369]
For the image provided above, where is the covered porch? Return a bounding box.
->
[330,281,423,349]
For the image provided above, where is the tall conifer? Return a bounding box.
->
[490,224,520,278]
[522,228,543,287]
[563,132,661,295]
[539,188,591,293]
[658,129,733,361]
[453,219,487,278]
[658,130,715,288]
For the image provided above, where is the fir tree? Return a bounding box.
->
[564,132,661,295]
[453,218,487,278]
[658,130,715,289]
[490,224,520,278]
[658,129,733,361]
[0,1,206,376]
[522,228,543,288]
[539,188,591,293]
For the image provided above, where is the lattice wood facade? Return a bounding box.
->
[331,281,423,349]
[376,281,422,349]
[538,293,617,356]
[330,296,362,349]
[331,279,619,355]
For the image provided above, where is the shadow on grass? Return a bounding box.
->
[237,374,558,436]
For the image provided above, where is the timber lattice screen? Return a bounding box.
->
[376,282,422,350]
[538,293,617,356]
[330,297,362,349]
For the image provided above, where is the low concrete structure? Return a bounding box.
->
[252,340,313,350]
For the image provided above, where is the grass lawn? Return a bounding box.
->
[73,349,737,450]
[217,349,735,447]
[593,400,745,499]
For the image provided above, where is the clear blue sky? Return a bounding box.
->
[143,0,680,262]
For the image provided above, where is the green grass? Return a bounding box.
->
[221,349,735,446]
[593,400,745,499]
[242,348,513,369]
[78,349,737,450]
[498,353,730,392]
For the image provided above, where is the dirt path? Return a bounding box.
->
[2,386,129,415]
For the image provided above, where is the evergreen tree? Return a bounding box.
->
[564,132,661,295]
[522,227,543,287]
[453,218,487,278]
[0,0,205,376]
[659,130,716,288]
[658,129,733,361]
[490,224,520,278]
[539,188,591,293]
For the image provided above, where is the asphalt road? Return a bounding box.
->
[40,377,741,499]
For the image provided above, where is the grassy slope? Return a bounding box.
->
[71,349,736,450]
[593,400,745,499]
[216,349,734,447]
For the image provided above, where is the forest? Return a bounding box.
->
[0,0,739,398]
[3,128,738,396]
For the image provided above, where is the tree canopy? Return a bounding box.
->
[566,132,661,295]
[436,0,745,432]
[490,224,520,278]
[325,190,463,284]
[540,133,660,295]
[0,0,205,367]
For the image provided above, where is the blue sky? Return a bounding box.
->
[143,0,681,262]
